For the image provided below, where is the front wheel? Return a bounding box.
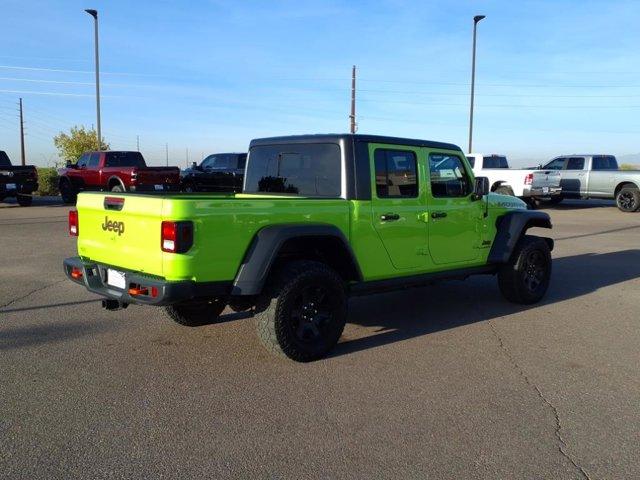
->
[616,187,640,212]
[164,298,226,327]
[498,235,551,304]
[256,260,347,362]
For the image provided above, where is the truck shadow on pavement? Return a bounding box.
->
[333,249,640,358]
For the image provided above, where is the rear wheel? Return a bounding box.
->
[498,235,551,304]
[17,194,33,207]
[494,185,515,197]
[616,187,640,212]
[164,298,227,327]
[256,260,347,362]
[110,183,125,193]
[59,180,77,205]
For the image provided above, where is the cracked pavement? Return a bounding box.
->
[1,197,639,479]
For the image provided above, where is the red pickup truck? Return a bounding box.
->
[58,151,180,204]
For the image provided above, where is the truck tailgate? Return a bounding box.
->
[76,193,166,276]
[531,170,561,188]
[137,167,180,185]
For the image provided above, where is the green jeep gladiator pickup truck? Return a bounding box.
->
[64,134,553,361]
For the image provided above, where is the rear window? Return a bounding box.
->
[244,143,341,197]
[105,152,146,168]
[483,155,509,168]
[0,151,11,167]
[592,155,618,170]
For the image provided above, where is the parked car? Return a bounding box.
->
[64,134,554,362]
[180,153,247,192]
[466,153,561,207]
[0,150,38,206]
[541,154,640,212]
[57,151,181,204]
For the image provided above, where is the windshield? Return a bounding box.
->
[0,151,11,167]
[105,151,146,168]
[244,143,341,197]
[483,156,509,168]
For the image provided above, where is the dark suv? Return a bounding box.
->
[180,153,247,192]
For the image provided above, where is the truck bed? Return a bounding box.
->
[75,192,350,282]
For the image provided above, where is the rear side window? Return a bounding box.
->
[566,157,585,170]
[483,155,508,168]
[87,153,100,167]
[374,149,418,198]
[592,155,618,170]
[244,143,341,197]
[465,156,475,168]
[105,152,145,168]
[429,153,471,197]
[544,158,565,170]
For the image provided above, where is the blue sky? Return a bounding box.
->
[1,0,639,167]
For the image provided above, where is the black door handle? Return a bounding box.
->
[380,213,400,221]
[431,212,447,219]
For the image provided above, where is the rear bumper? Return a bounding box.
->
[0,181,38,196]
[130,183,180,192]
[63,256,230,306]
[523,186,562,198]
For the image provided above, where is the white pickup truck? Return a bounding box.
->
[466,153,562,206]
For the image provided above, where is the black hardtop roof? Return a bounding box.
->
[83,150,142,154]
[249,134,461,151]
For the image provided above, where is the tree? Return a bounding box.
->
[53,126,109,164]
[620,163,638,171]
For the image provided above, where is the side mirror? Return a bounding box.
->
[66,161,76,168]
[191,161,198,169]
[473,176,490,199]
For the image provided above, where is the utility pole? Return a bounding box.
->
[468,15,485,153]
[19,98,25,166]
[185,148,189,167]
[349,65,357,134]
[85,9,101,149]
[136,135,140,151]
[165,143,168,166]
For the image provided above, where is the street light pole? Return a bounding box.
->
[468,14,485,153]
[85,9,101,149]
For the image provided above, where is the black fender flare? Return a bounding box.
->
[232,224,362,295]
[488,211,554,264]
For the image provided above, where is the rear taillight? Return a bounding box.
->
[161,221,193,253]
[69,210,79,236]
[524,173,533,185]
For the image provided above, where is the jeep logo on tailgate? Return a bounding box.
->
[101,216,125,236]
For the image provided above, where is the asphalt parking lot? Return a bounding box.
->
[1,195,639,479]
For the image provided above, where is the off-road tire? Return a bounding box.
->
[255,260,347,362]
[164,299,226,327]
[17,194,33,207]
[616,187,640,212]
[59,180,77,205]
[111,184,125,193]
[498,235,551,305]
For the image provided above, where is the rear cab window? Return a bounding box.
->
[244,143,342,197]
[482,155,509,169]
